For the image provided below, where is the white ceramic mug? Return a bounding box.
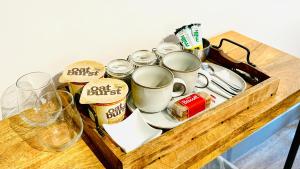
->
[131,66,186,113]
[162,51,201,94]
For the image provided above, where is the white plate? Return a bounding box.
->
[103,109,162,153]
[127,63,246,129]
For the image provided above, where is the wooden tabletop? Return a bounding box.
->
[1,31,300,169]
[0,115,105,169]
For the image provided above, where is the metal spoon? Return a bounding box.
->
[206,85,231,99]
[211,80,238,96]
[202,63,242,92]
[196,72,234,99]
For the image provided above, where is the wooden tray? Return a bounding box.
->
[64,38,280,169]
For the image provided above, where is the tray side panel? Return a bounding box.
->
[148,88,300,169]
[81,116,123,169]
[122,77,280,168]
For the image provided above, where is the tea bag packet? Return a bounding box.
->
[80,78,128,125]
[189,23,203,50]
[175,23,203,50]
[175,26,195,50]
[59,60,105,96]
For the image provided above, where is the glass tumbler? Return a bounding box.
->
[38,90,83,151]
[16,72,61,126]
[1,84,18,120]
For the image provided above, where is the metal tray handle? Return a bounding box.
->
[212,38,256,67]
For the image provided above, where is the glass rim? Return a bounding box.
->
[156,42,182,54]
[16,72,53,91]
[129,50,157,64]
[106,59,134,75]
[58,90,75,110]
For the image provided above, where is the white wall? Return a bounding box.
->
[0,0,299,115]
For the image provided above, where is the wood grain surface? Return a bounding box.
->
[0,115,104,169]
[0,31,299,169]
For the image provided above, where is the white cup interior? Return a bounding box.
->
[132,66,173,88]
[163,51,201,72]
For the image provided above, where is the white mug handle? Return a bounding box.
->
[196,69,211,88]
[172,78,186,98]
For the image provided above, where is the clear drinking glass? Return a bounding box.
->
[1,84,19,120]
[38,90,83,151]
[16,72,61,126]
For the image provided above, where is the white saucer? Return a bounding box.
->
[127,63,246,129]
